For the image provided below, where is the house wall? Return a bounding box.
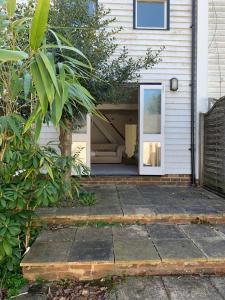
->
[99,0,193,174]
[208,0,225,99]
[40,0,195,176]
[39,124,59,152]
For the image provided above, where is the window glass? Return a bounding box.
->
[143,89,161,134]
[137,1,165,28]
[88,0,96,16]
[143,142,161,167]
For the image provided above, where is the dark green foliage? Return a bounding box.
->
[0,265,28,299]
[49,0,163,106]
[77,191,96,206]
[0,116,87,272]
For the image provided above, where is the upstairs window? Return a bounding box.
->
[88,0,97,16]
[134,0,169,30]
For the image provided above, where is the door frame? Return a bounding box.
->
[139,83,165,175]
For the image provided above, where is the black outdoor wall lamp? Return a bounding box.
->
[170,78,179,91]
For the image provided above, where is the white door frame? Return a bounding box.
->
[71,114,91,174]
[139,84,165,175]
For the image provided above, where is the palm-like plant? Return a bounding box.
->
[0,0,101,194]
[0,0,98,137]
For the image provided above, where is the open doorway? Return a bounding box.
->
[91,103,139,176]
[72,84,165,176]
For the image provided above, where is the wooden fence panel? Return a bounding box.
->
[203,96,225,194]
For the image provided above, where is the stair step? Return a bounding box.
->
[80,175,191,185]
[37,185,225,225]
[21,224,225,281]
[38,210,225,225]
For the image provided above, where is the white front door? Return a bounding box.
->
[139,84,165,175]
[71,114,91,174]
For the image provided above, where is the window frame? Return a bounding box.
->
[133,0,170,30]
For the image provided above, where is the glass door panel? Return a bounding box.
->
[139,85,164,175]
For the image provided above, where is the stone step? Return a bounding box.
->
[80,175,191,185]
[37,185,225,225]
[21,224,225,281]
[38,208,225,225]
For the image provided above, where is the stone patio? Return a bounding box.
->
[21,223,225,281]
[37,185,225,224]
[110,276,225,300]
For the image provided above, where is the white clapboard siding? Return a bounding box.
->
[99,0,192,174]
[39,124,60,153]
[208,0,225,99]
[40,0,192,175]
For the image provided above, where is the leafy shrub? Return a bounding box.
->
[77,191,96,206]
[0,265,28,299]
[0,115,86,274]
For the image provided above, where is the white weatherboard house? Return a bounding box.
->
[40,0,219,184]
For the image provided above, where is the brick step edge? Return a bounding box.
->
[80,175,191,186]
[22,259,225,281]
[39,214,225,225]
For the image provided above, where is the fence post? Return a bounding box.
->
[199,113,205,186]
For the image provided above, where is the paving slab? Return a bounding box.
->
[194,239,225,258]
[152,205,187,215]
[36,208,56,217]
[90,205,123,215]
[122,205,155,215]
[162,276,224,300]
[112,225,149,240]
[118,188,145,205]
[180,224,221,239]
[22,241,71,264]
[114,239,160,262]
[91,196,120,204]
[141,197,172,206]
[113,226,160,262]
[183,206,219,215]
[86,185,117,192]
[115,277,169,300]
[154,239,206,261]
[68,240,114,262]
[210,276,225,296]
[75,227,112,241]
[55,207,91,216]
[120,197,147,206]
[214,224,225,236]
[147,224,186,240]
[36,228,76,242]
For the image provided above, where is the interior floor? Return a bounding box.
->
[91,164,138,176]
